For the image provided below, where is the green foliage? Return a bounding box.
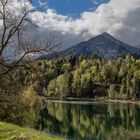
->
[120,82,125,96]
[1,56,140,100]
[22,86,41,108]
[81,72,92,96]
[28,56,140,99]
[108,84,116,99]
[47,79,57,96]
[72,69,82,96]
[62,63,71,72]
[131,70,140,98]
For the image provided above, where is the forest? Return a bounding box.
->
[1,55,140,101]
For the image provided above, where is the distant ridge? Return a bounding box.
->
[135,45,140,48]
[38,32,140,60]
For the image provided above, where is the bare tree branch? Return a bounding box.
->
[0,0,59,76]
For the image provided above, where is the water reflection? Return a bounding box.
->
[36,102,140,140]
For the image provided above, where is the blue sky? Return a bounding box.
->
[31,0,109,18]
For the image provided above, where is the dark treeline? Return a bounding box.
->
[1,55,139,100]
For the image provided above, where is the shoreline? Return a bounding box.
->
[45,97,140,105]
[106,99,140,105]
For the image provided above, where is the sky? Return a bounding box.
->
[7,0,140,49]
[31,0,109,18]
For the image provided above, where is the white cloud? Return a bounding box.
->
[2,0,140,49]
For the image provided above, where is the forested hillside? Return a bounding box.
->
[1,55,140,100]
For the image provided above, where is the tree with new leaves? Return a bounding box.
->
[131,70,140,98]
[108,84,116,99]
[72,69,81,97]
[81,72,92,96]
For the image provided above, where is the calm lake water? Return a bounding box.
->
[36,101,140,140]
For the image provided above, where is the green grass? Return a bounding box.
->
[0,122,62,140]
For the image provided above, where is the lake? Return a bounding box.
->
[35,101,140,140]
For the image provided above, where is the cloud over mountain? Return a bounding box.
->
[5,0,140,49]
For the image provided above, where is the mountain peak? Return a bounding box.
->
[91,32,118,43]
[38,32,140,60]
[101,32,111,36]
[99,32,114,38]
[89,32,116,43]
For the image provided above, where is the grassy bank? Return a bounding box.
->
[0,122,62,140]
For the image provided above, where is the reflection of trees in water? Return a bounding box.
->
[36,102,140,140]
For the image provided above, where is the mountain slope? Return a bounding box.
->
[39,32,140,60]
[135,45,140,48]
